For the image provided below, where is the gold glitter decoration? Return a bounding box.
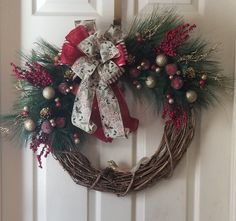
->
[186,67,196,78]
[127,54,135,65]
[64,69,75,81]
[0,127,10,135]
[40,107,51,119]
[178,45,218,64]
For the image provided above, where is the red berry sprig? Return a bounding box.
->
[11,62,52,87]
[156,24,196,57]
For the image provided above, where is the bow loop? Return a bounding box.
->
[104,25,123,44]
[98,61,121,83]
[71,57,99,80]
[100,41,120,63]
[78,33,100,57]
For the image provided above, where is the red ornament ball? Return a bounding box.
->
[58,82,69,95]
[55,102,61,108]
[55,117,66,128]
[129,67,141,78]
[166,94,172,99]
[141,59,150,70]
[21,110,29,117]
[171,77,184,90]
[136,36,143,42]
[73,132,80,139]
[135,33,144,43]
[151,64,158,71]
[199,79,205,88]
[71,84,79,95]
[165,63,177,75]
[41,121,53,134]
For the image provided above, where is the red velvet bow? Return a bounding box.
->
[61,26,88,65]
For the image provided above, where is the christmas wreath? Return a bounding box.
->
[1,8,230,196]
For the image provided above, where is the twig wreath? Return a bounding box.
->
[1,8,230,196]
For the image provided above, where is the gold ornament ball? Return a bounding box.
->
[201,74,207,80]
[186,90,198,103]
[50,119,55,124]
[24,119,36,132]
[136,83,142,90]
[54,97,60,102]
[74,138,80,144]
[155,67,161,74]
[168,98,174,104]
[155,54,168,67]
[23,106,29,112]
[137,65,142,70]
[145,76,156,88]
[176,70,181,75]
[51,122,56,127]
[42,86,55,100]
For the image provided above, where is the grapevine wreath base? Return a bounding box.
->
[55,112,195,196]
[0,8,230,196]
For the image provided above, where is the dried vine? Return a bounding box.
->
[54,112,195,196]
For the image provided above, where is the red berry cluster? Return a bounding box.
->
[162,104,188,129]
[156,24,196,57]
[11,62,52,87]
[30,132,51,168]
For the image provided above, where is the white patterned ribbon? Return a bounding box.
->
[71,27,126,138]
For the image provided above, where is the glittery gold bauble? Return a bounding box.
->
[64,69,75,81]
[40,107,51,119]
[24,119,36,132]
[155,54,168,67]
[127,54,135,65]
[145,76,156,88]
[42,86,55,100]
[186,67,196,78]
[186,90,198,103]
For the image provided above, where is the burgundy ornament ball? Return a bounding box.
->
[58,82,69,95]
[55,102,62,108]
[55,117,66,128]
[129,67,141,78]
[21,110,29,117]
[141,59,150,70]
[135,33,144,43]
[41,121,53,134]
[165,63,177,76]
[171,77,184,90]
[199,79,205,88]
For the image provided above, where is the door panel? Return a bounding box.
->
[1,0,235,221]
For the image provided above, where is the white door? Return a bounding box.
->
[1,0,236,221]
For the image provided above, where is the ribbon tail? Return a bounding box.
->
[90,95,113,142]
[71,79,97,134]
[96,81,125,138]
[111,84,139,135]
